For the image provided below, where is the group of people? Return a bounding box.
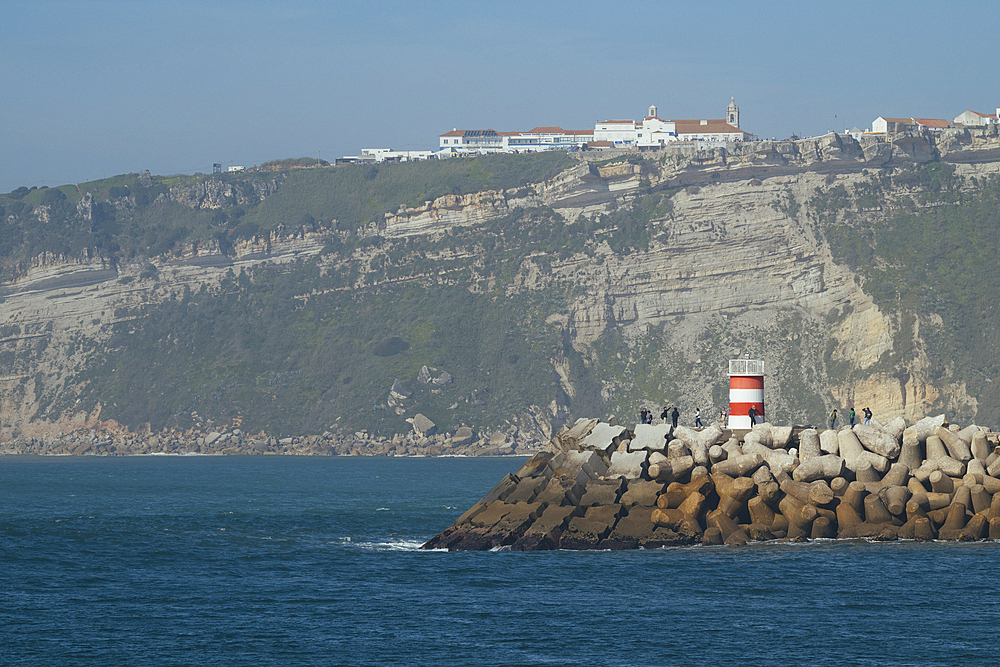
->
[637,405,704,428]
[828,406,873,429]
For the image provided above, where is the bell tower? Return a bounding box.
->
[648,104,658,118]
[727,97,739,128]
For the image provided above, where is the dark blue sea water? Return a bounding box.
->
[2,455,998,666]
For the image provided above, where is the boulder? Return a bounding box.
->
[408,414,436,437]
[450,426,474,445]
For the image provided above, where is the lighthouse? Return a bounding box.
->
[728,356,764,430]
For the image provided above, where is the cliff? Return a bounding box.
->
[2,128,1000,446]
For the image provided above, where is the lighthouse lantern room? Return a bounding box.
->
[728,356,765,430]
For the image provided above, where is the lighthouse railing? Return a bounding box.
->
[729,359,764,375]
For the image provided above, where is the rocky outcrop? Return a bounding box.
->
[0,422,544,457]
[155,175,283,210]
[424,415,1000,550]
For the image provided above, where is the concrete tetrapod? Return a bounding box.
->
[854,424,902,459]
[798,429,821,462]
[935,426,972,463]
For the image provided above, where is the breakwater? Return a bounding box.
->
[423,415,1000,550]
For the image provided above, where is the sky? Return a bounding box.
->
[2,0,998,193]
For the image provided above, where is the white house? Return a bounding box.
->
[872,116,953,134]
[954,109,999,126]
[361,148,435,162]
[593,119,640,145]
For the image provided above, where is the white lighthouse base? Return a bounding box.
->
[728,415,754,430]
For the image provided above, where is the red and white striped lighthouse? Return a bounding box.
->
[728,356,764,430]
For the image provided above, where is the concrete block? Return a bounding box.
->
[853,424,901,459]
[560,504,624,549]
[606,449,648,479]
[793,454,846,482]
[551,418,598,452]
[579,422,628,455]
[551,450,609,486]
[513,451,555,478]
[630,423,672,451]
[578,478,625,506]
[819,429,839,455]
[534,477,584,507]
[504,475,550,504]
[619,479,665,507]
[510,505,580,551]
[798,429,821,462]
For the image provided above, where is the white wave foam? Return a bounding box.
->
[355,538,427,552]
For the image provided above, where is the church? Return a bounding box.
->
[593,98,751,148]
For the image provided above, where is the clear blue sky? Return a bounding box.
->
[2,0,997,193]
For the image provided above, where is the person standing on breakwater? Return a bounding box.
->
[695,409,703,428]
[661,406,669,424]
[747,405,757,426]
[719,409,726,426]
[671,406,679,429]
[849,407,856,427]
[829,409,838,429]
[863,407,872,425]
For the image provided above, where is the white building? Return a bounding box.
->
[361,148,435,162]
[593,99,750,148]
[954,109,1000,126]
[435,98,750,154]
[438,127,591,153]
[872,116,953,134]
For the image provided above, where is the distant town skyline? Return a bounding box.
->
[2,0,998,193]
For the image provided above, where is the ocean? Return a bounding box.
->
[1,454,998,666]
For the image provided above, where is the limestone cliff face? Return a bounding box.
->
[154,175,284,210]
[4,129,1000,439]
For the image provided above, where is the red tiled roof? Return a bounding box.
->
[670,118,727,124]
[440,130,465,137]
[587,141,613,147]
[525,126,566,134]
[673,120,747,135]
[913,118,951,128]
[565,129,594,136]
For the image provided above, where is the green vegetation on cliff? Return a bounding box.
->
[817,167,1000,422]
